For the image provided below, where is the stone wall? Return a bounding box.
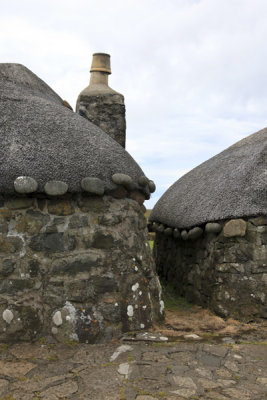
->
[153,217,267,321]
[77,93,126,148]
[0,194,163,343]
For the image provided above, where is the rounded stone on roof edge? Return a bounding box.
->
[81,177,104,195]
[148,180,156,193]
[112,173,133,186]
[181,230,188,240]
[158,224,165,233]
[205,222,222,233]
[164,227,173,236]
[173,228,180,238]
[14,176,38,194]
[188,227,203,240]
[138,176,149,186]
[44,181,68,196]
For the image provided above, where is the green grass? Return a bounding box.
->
[162,284,193,311]
[148,240,154,250]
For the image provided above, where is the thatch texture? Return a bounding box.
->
[0,64,143,194]
[150,128,267,229]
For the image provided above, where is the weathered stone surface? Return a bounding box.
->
[223,219,247,237]
[0,195,163,343]
[81,177,105,195]
[14,176,38,194]
[112,173,132,186]
[44,180,68,196]
[0,340,265,399]
[40,380,78,398]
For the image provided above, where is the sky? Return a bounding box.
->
[1,0,267,208]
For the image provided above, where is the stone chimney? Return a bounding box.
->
[76,53,126,148]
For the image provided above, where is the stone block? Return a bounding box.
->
[29,233,65,253]
[129,191,146,205]
[5,198,34,209]
[92,232,114,249]
[47,200,74,216]
[45,217,66,233]
[15,211,50,234]
[90,276,119,294]
[109,186,128,199]
[65,280,95,302]
[51,254,101,275]
[27,260,40,277]
[0,259,15,276]
[0,278,35,294]
[249,216,267,226]
[0,208,12,221]
[99,213,122,226]
[223,219,247,237]
[78,196,106,212]
[0,236,23,254]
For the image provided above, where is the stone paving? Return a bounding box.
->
[0,335,266,400]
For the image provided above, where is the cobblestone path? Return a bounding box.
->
[0,337,266,399]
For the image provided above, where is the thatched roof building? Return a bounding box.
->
[0,63,149,195]
[150,128,267,229]
[0,63,162,343]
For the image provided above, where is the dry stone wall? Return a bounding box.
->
[78,94,126,147]
[0,194,163,343]
[153,217,267,321]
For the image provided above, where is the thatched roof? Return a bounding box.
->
[0,64,144,194]
[150,128,267,229]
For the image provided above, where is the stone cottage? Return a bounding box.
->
[0,60,163,343]
[150,129,267,321]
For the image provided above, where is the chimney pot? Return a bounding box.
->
[90,53,111,74]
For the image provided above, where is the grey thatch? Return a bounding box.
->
[0,63,144,194]
[150,128,267,229]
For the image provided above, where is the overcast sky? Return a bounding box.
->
[1,0,267,207]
